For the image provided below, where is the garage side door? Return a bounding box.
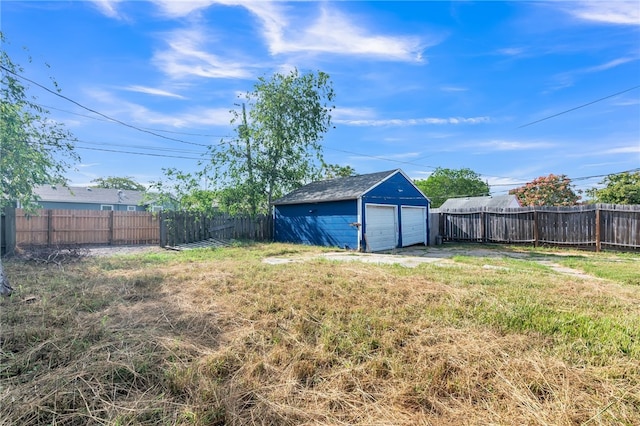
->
[365,204,397,252]
[401,206,427,247]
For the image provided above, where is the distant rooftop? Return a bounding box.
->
[438,194,520,210]
[34,185,146,205]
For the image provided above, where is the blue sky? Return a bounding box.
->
[2,1,639,197]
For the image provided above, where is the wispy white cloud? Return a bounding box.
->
[496,47,525,56]
[548,56,637,91]
[440,86,468,92]
[122,85,187,99]
[384,151,422,160]
[152,0,217,17]
[474,140,555,151]
[129,105,233,128]
[612,98,640,106]
[90,0,125,18]
[565,143,640,158]
[332,107,377,121]
[153,0,428,62]
[336,116,491,127]
[86,88,233,127]
[561,1,640,26]
[277,7,426,61]
[604,145,640,154]
[153,27,253,79]
[584,57,636,72]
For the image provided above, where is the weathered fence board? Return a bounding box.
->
[14,209,160,247]
[161,211,273,247]
[438,204,640,251]
[600,204,640,249]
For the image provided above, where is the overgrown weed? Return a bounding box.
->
[1,243,638,425]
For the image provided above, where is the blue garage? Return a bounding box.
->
[273,169,430,252]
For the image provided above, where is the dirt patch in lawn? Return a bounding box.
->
[263,244,604,280]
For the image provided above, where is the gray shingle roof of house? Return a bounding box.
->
[272,170,399,205]
[438,194,520,210]
[34,185,146,205]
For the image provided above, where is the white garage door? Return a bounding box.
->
[401,206,427,247]
[365,204,397,252]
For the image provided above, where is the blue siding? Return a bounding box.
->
[362,172,429,206]
[275,200,358,249]
[38,201,145,211]
[361,172,430,248]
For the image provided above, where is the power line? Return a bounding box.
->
[518,85,640,129]
[71,145,204,160]
[0,65,212,147]
[488,168,640,187]
[6,64,634,186]
[72,139,208,155]
[37,102,231,138]
[0,64,468,176]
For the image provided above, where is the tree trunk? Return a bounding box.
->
[0,213,10,296]
[0,259,12,297]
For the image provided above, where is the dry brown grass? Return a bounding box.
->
[1,243,639,425]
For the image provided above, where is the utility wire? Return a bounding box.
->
[0,65,211,147]
[37,102,231,138]
[6,64,635,185]
[71,145,203,160]
[488,168,640,187]
[71,138,208,155]
[518,85,640,129]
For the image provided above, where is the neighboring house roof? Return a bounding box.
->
[273,169,402,205]
[33,185,146,206]
[438,194,520,210]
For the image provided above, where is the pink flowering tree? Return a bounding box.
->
[510,174,580,206]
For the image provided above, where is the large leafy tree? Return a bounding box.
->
[205,69,335,217]
[91,176,146,192]
[147,168,217,213]
[414,167,489,208]
[510,174,580,206]
[1,33,78,293]
[586,171,640,205]
[322,164,356,179]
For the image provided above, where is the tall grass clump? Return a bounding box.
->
[1,243,639,425]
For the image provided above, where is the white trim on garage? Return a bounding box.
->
[357,197,363,251]
[364,203,397,252]
[401,206,427,247]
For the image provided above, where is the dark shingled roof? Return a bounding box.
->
[34,185,146,205]
[273,170,399,205]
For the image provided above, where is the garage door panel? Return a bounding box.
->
[365,204,396,252]
[401,206,426,247]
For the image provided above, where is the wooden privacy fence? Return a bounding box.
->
[12,209,160,247]
[160,211,273,247]
[438,204,640,251]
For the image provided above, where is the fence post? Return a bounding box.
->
[533,209,539,248]
[595,206,601,252]
[108,210,114,245]
[47,209,53,247]
[159,212,166,247]
[480,210,486,243]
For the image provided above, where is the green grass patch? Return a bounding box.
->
[556,255,640,285]
[2,243,639,425]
